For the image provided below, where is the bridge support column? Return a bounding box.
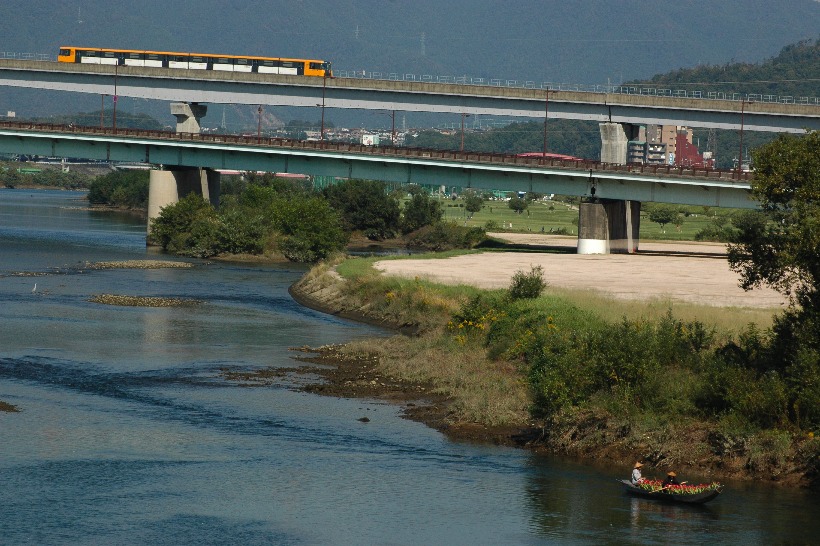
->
[599,122,640,165]
[577,199,641,255]
[170,102,207,133]
[147,102,220,239]
[147,167,220,237]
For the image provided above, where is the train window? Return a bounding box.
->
[127,53,143,60]
[147,54,162,61]
[82,50,97,57]
[281,62,294,68]
[309,62,322,70]
[170,55,187,62]
[260,60,276,67]
[59,49,71,57]
[235,58,250,65]
[190,56,205,63]
[103,51,117,58]
[214,57,231,64]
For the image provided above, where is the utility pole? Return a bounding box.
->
[737,99,746,176]
[320,73,327,141]
[543,90,549,157]
[460,113,470,152]
[112,63,118,133]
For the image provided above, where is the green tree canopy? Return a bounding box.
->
[508,195,528,214]
[729,131,820,302]
[87,170,149,209]
[646,204,678,232]
[728,130,820,427]
[323,179,400,240]
[463,190,484,218]
[401,192,443,234]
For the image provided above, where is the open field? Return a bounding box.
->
[374,233,788,317]
[438,197,738,241]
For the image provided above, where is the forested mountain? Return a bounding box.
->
[634,38,820,99]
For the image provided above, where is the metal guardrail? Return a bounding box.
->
[0,52,53,61]
[0,121,754,183]
[335,70,820,106]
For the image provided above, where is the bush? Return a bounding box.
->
[87,170,149,208]
[267,195,349,262]
[401,192,443,234]
[405,222,486,251]
[148,194,228,257]
[323,179,400,239]
[508,266,547,300]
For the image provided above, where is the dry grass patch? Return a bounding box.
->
[547,286,778,333]
[340,335,531,427]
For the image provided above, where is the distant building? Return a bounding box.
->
[629,124,714,168]
[361,134,380,146]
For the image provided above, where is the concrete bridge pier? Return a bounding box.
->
[147,102,220,238]
[148,167,221,219]
[577,199,641,255]
[171,102,207,133]
[599,122,640,165]
[147,167,220,236]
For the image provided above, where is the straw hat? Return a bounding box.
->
[634,462,644,469]
[667,471,677,477]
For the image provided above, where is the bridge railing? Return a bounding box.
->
[0,52,53,61]
[0,120,754,183]
[334,70,820,107]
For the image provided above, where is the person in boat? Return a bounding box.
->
[631,462,645,485]
[662,471,680,487]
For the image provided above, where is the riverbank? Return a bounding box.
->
[287,239,818,489]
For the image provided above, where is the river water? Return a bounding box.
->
[1,189,818,545]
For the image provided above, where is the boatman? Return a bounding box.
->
[662,471,680,487]
[631,462,645,485]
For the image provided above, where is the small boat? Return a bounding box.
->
[619,479,723,504]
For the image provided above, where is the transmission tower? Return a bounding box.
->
[707,128,717,161]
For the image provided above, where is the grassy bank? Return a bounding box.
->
[293,254,820,488]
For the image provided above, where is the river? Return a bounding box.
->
[1,189,818,545]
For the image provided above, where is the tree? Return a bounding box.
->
[401,192,442,234]
[729,131,820,303]
[508,195,528,214]
[463,191,484,218]
[647,204,678,233]
[148,193,221,257]
[323,179,401,240]
[728,130,820,427]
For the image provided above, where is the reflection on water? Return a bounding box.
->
[1,190,819,545]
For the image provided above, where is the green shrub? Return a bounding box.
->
[508,265,547,300]
[87,170,149,208]
[405,222,486,251]
[401,192,443,234]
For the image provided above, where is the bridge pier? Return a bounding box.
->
[599,122,641,165]
[147,102,220,238]
[170,102,207,133]
[147,167,221,236]
[577,199,641,255]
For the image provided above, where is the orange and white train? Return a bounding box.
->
[58,46,332,77]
